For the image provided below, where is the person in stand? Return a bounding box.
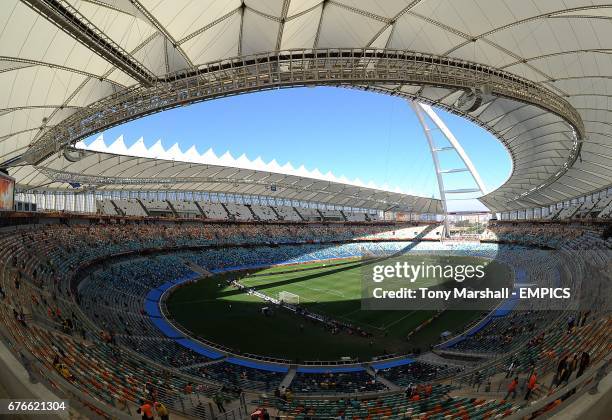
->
[577,351,590,378]
[213,393,226,413]
[504,377,518,400]
[525,371,537,401]
[550,355,567,390]
[137,400,154,420]
[155,402,169,420]
[505,360,515,378]
[561,355,576,386]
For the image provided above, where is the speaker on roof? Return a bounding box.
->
[455,85,492,113]
[455,89,482,113]
[63,146,86,162]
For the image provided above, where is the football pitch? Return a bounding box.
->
[167,254,512,361]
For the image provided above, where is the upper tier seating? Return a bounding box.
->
[250,205,278,221]
[343,211,367,222]
[318,209,344,221]
[597,196,612,218]
[112,199,147,216]
[140,199,173,216]
[275,206,302,221]
[573,198,599,219]
[224,203,254,221]
[170,200,200,217]
[95,198,380,223]
[557,203,582,220]
[197,202,228,220]
[297,208,322,221]
[97,199,119,216]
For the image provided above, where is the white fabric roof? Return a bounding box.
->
[78,135,413,194]
[1,0,612,212]
[29,145,442,213]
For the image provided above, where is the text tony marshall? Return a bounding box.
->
[371,287,571,300]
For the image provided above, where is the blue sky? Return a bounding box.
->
[84,87,511,211]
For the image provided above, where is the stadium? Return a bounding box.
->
[0,1,611,419]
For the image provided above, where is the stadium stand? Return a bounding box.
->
[269,205,302,221]
[557,204,582,220]
[598,197,612,218]
[224,203,255,221]
[0,216,610,420]
[96,199,120,216]
[291,369,387,394]
[170,200,201,218]
[295,208,322,221]
[249,205,278,221]
[112,199,148,217]
[139,200,174,217]
[197,202,229,220]
[318,209,345,221]
[572,199,597,219]
[3,2,612,418]
[104,199,378,223]
[377,360,462,387]
[343,211,368,222]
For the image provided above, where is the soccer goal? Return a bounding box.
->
[278,291,299,304]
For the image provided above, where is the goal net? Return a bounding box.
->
[278,291,299,304]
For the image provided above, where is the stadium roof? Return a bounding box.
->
[25,138,442,213]
[1,0,612,213]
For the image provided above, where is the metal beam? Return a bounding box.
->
[419,103,488,194]
[17,48,584,173]
[22,0,156,86]
[410,100,449,236]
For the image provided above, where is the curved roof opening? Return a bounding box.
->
[79,87,511,212]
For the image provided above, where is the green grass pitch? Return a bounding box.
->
[167,254,511,361]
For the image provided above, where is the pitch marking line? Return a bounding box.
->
[382,310,417,329]
[288,283,346,299]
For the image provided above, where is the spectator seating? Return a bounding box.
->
[318,209,345,221]
[598,196,612,218]
[291,370,387,394]
[258,385,518,419]
[224,203,254,221]
[0,218,610,420]
[573,198,599,219]
[170,200,200,217]
[140,199,173,214]
[557,203,582,220]
[379,362,461,387]
[343,211,367,222]
[95,198,381,223]
[112,199,147,216]
[250,205,277,221]
[197,202,228,219]
[96,199,120,216]
[545,207,562,220]
[295,208,322,221]
[188,362,284,392]
[275,206,302,221]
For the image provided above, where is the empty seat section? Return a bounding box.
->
[198,202,229,220]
